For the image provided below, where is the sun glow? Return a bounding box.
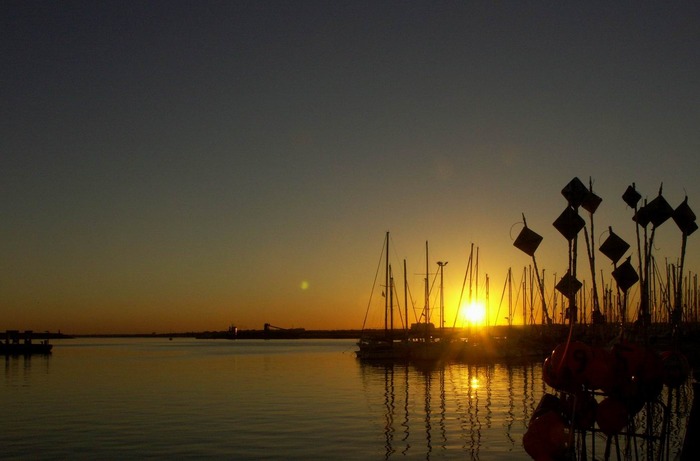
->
[461,300,487,325]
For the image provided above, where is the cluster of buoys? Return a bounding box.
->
[543,340,689,400]
[525,340,691,459]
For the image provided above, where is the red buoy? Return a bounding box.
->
[613,341,646,377]
[523,410,570,460]
[548,341,591,391]
[596,397,628,435]
[584,347,617,392]
[562,391,597,429]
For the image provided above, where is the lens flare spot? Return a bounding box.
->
[300,280,310,290]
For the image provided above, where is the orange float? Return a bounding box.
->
[523,410,570,460]
[566,341,592,380]
[596,397,628,436]
[547,341,591,391]
[584,347,617,392]
[542,356,556,388]
[561,391,597,429]
[542,356,571,391]
[612,341,646,377]
[531,393,562,422]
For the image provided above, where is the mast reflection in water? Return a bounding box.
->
[359,360,547,460]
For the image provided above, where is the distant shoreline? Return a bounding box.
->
[71,329,364,340]
[55,323,638,340]
[30,322,700,346]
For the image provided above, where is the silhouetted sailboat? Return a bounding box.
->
[356,232,408,360]
[405,241,457,362]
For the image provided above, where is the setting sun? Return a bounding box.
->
[460,300,487,325]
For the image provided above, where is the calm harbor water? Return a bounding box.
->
[0,338,692,460]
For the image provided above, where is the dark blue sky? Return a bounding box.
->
[2,1,699,333]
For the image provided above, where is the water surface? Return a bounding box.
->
[0,338,691,460]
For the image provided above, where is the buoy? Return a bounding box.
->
[531,393,562,422]
[613,341,646,377]
[542,356,558,389]
[584,347,617,392]
[548,341,590,390]
[543,354,575,391]
[566,341,592,378]
[596,397,628,436]
[523,410,570,460]
[562,391,597,429]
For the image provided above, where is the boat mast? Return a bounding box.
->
[485,274,490,328]
[475,246,479,317]
[508,267,513,327]
[425,240,430,340]
[390,265,395,333]
[586,177,602,318]
[522,266,527,326]
[404,259,408,336]
[468,243,474,310]
[384,231,389,338]
[437,260,448,331]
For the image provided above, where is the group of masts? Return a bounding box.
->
[366,231,485,337]
[359,177,697,365]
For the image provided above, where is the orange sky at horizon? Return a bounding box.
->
[3,179,698,335]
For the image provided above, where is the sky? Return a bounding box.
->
[2,1,700,334]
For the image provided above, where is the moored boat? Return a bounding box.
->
[356,232,411,361]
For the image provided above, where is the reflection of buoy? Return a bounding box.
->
[596,397,628,435]
[661,351,690,388]
[523,410,570,460]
